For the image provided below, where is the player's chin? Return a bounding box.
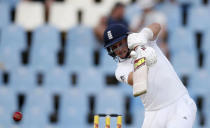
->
[119,53,127,59]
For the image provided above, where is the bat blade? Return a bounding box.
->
[133,57,148,97]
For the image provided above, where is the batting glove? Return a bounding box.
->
[127,28,154,50]
[130,46,157,67]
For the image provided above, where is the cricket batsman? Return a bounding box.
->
[103,23,197,128]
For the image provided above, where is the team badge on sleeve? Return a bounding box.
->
[120,75,126,82]
[134,57,146,71]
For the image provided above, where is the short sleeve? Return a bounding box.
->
[115,60,133,84]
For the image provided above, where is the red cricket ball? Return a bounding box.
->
[13,112,22,121]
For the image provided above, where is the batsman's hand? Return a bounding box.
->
[130,46,157,67]
[127,33,148,50]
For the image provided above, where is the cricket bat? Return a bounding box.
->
[131,49,148,97]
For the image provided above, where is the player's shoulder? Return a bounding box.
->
[116,58,133,74]
[117,58,133,67]
[115,58,133,83]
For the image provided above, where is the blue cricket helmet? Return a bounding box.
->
[103,24,129,58]
[104,24,129,48]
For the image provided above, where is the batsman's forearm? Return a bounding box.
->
[128,72,133,86]
[147,23,161,41]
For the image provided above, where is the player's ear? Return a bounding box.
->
[107,47,116,58]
